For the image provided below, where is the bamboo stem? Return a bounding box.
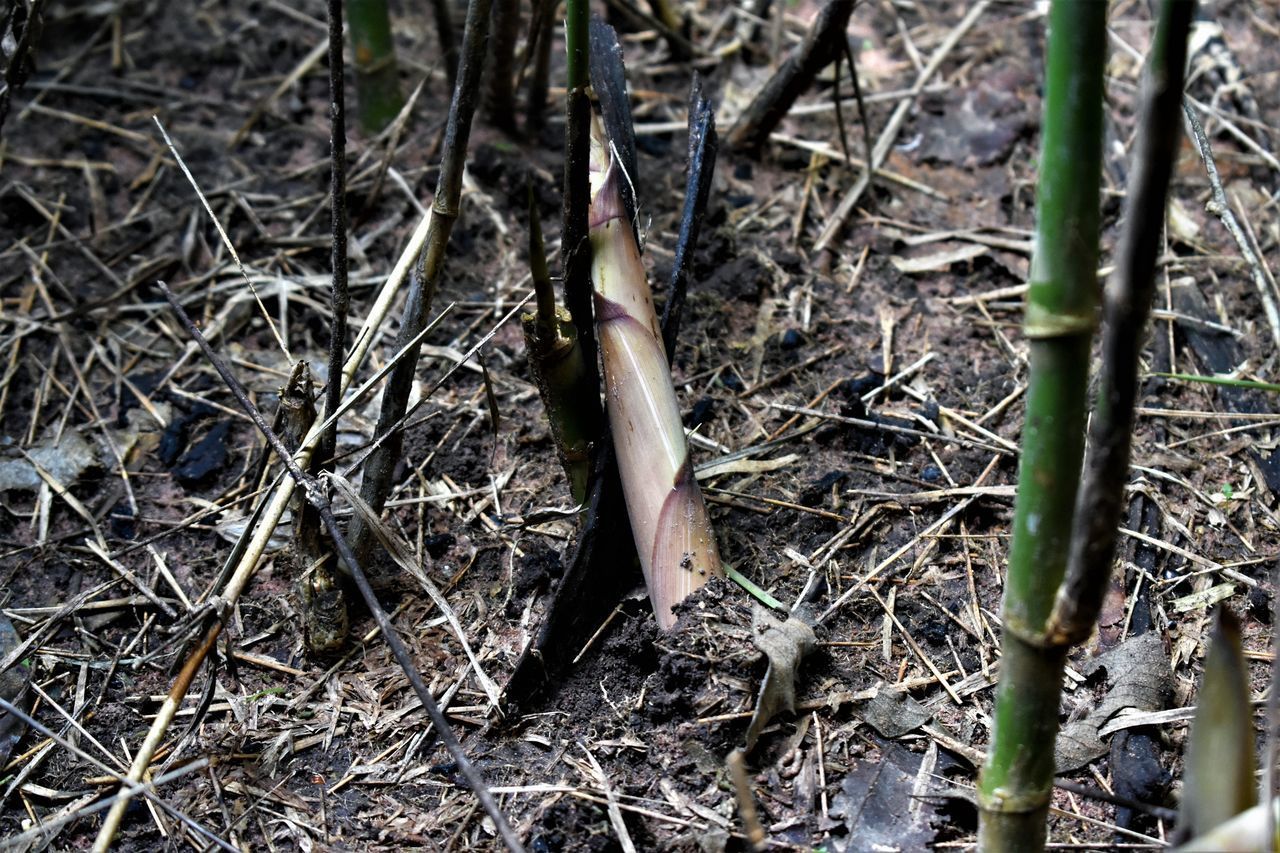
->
[1048,0,1195,645]
[320,0,350,474]
[349,0,493,565]
[560,0,604,458]
[347,0,404,133]
[487,0,521,132]
[524,0,555,131]
[977,2,1108,849]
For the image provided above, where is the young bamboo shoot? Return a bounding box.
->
[588,116,721,630]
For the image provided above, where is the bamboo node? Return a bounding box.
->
[1000,613,1054,650]
[1022,303,1096,339]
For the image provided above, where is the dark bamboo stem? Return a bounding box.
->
[321,0,350,474]
[660,75,718,358]
[430,0,458,90]
[560,0,603,447]
[726,0,855,155]
[524,0,555,131]
[349,0,493,565]
[487,0,521,133]
[1047,0,1195,645]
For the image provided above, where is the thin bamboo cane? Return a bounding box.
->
[1047,0,1195,645]
[976,2,1108,849]
[348,0,493,564]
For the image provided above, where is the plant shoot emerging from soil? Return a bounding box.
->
[588,114,722,630]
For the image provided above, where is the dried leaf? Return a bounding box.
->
[890,243,988,274]
[854,686,933,739]
[828,742,941,852]
[1056,632,1172,772]
[0,429,98,491]
[744,603,815,751]
[0,614,31,767]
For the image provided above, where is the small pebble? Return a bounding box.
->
[424,533,456,559]
[720,373,744,392]
[779,328,804,350]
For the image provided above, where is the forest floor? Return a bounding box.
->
[2,0,1279,850]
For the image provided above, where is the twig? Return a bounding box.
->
[726,0,855,155]
[727,749,766,851]
[1181,101,1280,349]
[581,744,637,853]
[841,34,874,170]
[813,1,989,252]
[153,117,291,360]
[137,281,526,853]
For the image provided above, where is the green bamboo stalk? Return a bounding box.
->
[976,3,1108,850]
[589,116,722,629]
[560,0,604,458]
[522,186,596,503]
[347,0,404,133]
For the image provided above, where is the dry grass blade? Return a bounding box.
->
[328,472,502,708]
[813,1,990,252]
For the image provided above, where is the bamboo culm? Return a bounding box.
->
[976,2,1108,849]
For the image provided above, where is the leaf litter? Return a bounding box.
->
[0,2,1277,850]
